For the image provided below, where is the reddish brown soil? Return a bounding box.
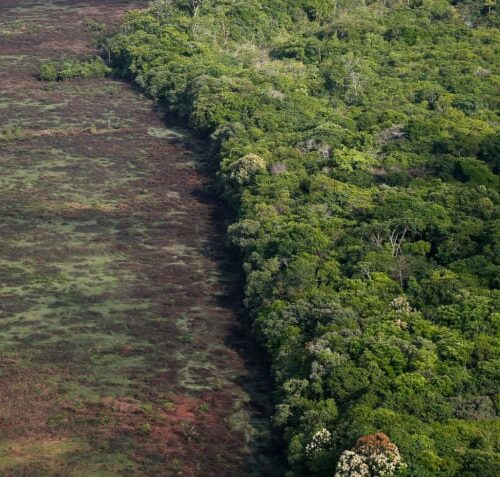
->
[0,1,281,475]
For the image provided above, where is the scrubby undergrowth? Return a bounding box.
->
[37,56,111,81]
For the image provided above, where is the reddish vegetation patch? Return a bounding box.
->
[355,433,399,454]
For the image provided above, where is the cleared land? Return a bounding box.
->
[0,1,279,475]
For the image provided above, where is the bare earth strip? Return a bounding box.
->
[0,1,280,475]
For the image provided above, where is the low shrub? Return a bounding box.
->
[37,56,111,81]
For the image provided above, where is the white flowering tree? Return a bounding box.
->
[335,433,406,477]
[306,428,333,457]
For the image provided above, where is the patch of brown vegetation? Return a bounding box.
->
[0,355,62,440]
[0,77,36,93]
[355,433,398,454]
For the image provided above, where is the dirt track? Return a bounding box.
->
[0,1,279,475]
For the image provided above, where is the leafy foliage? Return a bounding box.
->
[37,56,111,81]
[110,1,499,475]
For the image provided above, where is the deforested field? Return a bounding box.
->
[0,1,280,475]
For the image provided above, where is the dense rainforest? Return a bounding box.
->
[108,0,499,475]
